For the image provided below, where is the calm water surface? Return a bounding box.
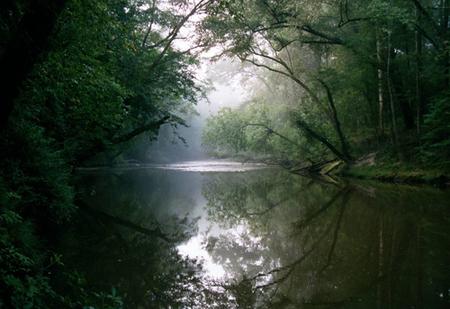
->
[62,160,450,308]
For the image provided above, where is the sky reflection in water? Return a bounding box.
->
[71,160,450,308]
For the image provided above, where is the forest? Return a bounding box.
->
[0,0,449,308]
[201,0,450,181]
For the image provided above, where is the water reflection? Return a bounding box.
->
[202,171,450,308]
[63,163,450,308]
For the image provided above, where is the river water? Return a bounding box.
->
[62,160,450,308]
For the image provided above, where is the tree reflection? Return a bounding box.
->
[202,171,450,308]
[58,168,450,308]
[54,170,232,308]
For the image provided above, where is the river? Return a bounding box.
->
[60,160,450,308]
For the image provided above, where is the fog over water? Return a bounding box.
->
[146,58,250,162]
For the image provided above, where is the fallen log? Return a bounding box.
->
[290,159,344,176]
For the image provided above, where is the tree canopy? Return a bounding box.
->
[201,0,450,167]
[0,0,214,306]
[1,0,450,307]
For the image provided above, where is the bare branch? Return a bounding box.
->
[410,0,442,36]
[142,0,157,47]
[299,25,344,45]
[147,0,213,72]
[338,0,372,27]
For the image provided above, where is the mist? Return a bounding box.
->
[146,58,249,163]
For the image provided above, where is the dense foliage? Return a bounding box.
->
[0,0,210,306]
[201,0,450,169]
[1,0,450,306]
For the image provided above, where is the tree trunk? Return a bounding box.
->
[416,5,424,135]
[393,64,415,130]
[377,30,385,137]
[295,118,350,162]
[442,0,449,88]
[318,79,352,160]
[386,25,400,153]
[241,48,351,162]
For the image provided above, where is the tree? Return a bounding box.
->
[201,0,353,161]
[0,0,67,130]
[0,0,214,306]
[201,0,450,164]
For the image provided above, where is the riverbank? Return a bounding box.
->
[206,151,450,188]
[340,161,450,188]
